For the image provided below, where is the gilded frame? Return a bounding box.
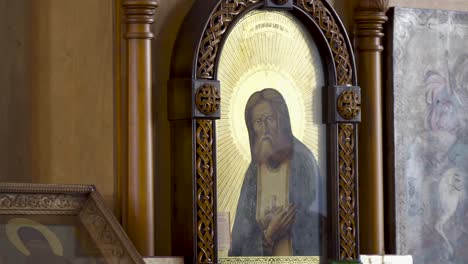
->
[0,183,144,264]
[169,0,360,263]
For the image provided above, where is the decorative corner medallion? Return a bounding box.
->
[337,90,361,120]
[195,84,221,115]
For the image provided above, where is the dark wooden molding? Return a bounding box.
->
[122,0,158,39]
[114,0,125,227]
[0,183,145,264]
[354,10,388,52]
[121,0,158,256]
[354,6,388,255]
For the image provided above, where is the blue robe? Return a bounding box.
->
[230,138,326,256]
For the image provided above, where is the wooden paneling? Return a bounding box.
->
[152,0,195,256]
[0,0,115,209]
[0,0,33,183]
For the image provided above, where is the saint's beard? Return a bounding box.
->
[253,133,292,168]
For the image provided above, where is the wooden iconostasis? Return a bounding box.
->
[1,0,467,259]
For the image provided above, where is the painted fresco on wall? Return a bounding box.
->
[388,7,468,264]
[215,10,327,262]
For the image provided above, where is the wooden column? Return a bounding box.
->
[122,0,158,256]
[354,2,387,255]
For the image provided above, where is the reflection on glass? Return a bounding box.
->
[230,88,323,256]
[0,216,104,264]
[216,10,326,262]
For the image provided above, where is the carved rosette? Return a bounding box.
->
[195,84,221,115]
[338,124,357,259]
[338,91,361,120]
[195,120,215,264]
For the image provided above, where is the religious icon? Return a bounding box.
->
[0,216,102,264]
[0,184,144,264]
[215,10,327,260]
[169,0,361,261]
[230,88,324,256]
[6,217,69,264]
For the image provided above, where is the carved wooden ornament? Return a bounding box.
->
[0,183,144,264]
[338,90,361,120]
[169,0,360,263]
[195,84,220,115]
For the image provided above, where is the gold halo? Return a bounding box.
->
[229,65,305,162]
[216,10,326,229]
[6,217,64,256]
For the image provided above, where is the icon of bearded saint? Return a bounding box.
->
[230,88,326,257]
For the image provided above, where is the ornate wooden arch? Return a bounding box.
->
[169,0,360,263]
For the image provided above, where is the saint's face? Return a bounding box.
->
[252,100,279,140]
[251,100,284,165]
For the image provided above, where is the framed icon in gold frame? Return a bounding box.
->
[168,1,361,263]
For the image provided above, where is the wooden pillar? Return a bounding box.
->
[354,1,388,255]
[122,0,158,256]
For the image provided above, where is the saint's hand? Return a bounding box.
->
[264,204,296,243]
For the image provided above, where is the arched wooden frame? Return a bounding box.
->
[169,0,360,263]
